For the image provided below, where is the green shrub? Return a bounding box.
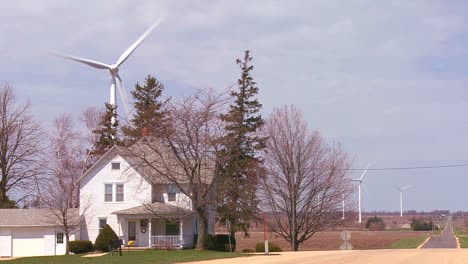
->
[411,218,437,231]
[255,242,282,252]
[69,240,93,254]
[214,234,236,252]
[203,234,215,250]
[203,234,236,252]
[365,216,385,231]
[94,224,119,252]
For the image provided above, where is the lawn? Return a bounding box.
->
[6,250,247,264]
[452,226,468,248]
[387,236,428,249]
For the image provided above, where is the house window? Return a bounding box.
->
[168,184,178,202]
[116,184,124,202]
[111,162,120,170]
[104,184,113,202]
[140,219,148,228]
[56,232,64,244]
[165,220,180,236]
[168,193,176,202]
[104,183,125,202]
[99,218,107,231]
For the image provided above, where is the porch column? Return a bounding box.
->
[180,218,183,245]
[148,218,152,246]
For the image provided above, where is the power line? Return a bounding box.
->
[348,163,468,171]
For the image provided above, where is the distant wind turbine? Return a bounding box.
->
[351,165,369,223]
[394,185,411,217]
[50,17,164,123]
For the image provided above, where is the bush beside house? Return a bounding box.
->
[69,240,93,254]
[204,234,236,252]
[95,224,119,252]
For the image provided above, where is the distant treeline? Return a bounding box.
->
[363,210,450,216]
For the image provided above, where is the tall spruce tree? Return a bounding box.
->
[91,103,119,155]
[217,50,266,237]
[121,75,168,145]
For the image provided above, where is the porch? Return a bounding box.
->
[112,202,195,248]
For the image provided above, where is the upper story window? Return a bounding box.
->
[104,184,113,202]
[116,184,124,202]
[168,184,179,202]
[168,193,176,202]
[104,183,124,202]
[111,162,121,170]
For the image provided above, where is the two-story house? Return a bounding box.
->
[78,144,215,248]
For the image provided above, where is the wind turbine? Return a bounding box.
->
[50,17,164,123]
[351,165,369,223]
[394,185,411,217]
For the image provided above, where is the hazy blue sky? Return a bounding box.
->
[1,1,468,212]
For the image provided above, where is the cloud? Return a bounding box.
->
[1,0,468,211]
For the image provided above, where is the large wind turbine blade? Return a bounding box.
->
[361,183,369,194]
[49,51,111,69]
[115,73,130,119]
[402,185,412,191]
[360,165,369,180]
[394,185,402,191]
[116,17,164,67]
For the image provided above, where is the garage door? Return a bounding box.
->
[12,228,45,257]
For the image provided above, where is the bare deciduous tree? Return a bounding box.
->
[127,88,228,249]
[260,105,352,251]
[41,114,87,254]
[0,84,46,208]
[80,106,104,170]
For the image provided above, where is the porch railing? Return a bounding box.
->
[151,236,183,247]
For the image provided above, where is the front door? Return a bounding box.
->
[128,221,136,242]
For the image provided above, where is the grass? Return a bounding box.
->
[452,226,468,248]
[6,250,247,264]
[387,236,428,249]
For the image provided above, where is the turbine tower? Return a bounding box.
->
[351,165,369,223]
[51,17,164,123]
[394,185,411,217]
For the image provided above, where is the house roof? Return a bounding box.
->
[122,137,214,185]
[112,202,191,216]
[76,145,126,184]
[78,138,214,186]
[0,208,79,227]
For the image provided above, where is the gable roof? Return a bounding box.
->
[0,208,79,227]
[76,144,158,185]
[78,138,214,186]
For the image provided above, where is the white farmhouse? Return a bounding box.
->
[0,142,215,257]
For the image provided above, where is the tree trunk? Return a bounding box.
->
[196,217,207,250]
[65,232,70,255]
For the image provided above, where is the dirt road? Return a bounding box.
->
[183,249,468,264]
[422,216,458,249]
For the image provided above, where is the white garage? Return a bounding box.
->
[0,209,78,257]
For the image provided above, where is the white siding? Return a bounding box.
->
[79,154,152,243]
[0,228,11,257]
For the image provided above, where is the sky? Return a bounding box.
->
[1,0,468,212]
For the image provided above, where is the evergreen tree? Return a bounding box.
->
[91,103,119,155]
[217,50,266,237]
[122,75,168,145]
